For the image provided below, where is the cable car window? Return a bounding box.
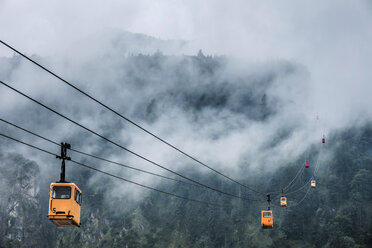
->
[52,186,71,199]
[263,212,271,217]
[74,189,82,205]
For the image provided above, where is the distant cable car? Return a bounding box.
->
[305,162,309,168]
[262,194,273,229]
[261,210,273,229]
[322,135,325,144]
[280,197,287,207]
[47,142,82,227]
[48,182,82,227]
[311,180,316,188]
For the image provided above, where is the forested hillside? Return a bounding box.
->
[1,123,371,248]
[0,50,371,248]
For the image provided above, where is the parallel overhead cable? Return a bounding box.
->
[0,117,198,187]
[293,185,312,206]
[0,40,264,195]
[0,80,264,202]
[283,166,305,192]
[291,143,325,206]
[0,133,230,208]
[285,144,323,197]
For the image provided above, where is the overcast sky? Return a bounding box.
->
[1,1,371,57]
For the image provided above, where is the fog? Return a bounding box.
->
[0,0,371,200]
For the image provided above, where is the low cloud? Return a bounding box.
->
[0,0,371,201]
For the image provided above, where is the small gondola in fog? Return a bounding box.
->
[311,180,316,188]
[262,194,274,229]
[280,196,287,207]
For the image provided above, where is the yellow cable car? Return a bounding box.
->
[311,180,316,188]
[47,142,82,227]
[261,210,273,229]
[48,182,82,227]
[280,196,287,207]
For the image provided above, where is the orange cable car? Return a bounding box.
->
[261,210,273,229]
[280,196,287,207]
[262,194,273,229]
[311,180,316,188]
[47,142,82,227]
[305,162,309,168]
[48,182,82,227]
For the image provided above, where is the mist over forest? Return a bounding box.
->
[1,1,372,247]
[0,30,317,197]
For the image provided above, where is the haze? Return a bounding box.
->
[0,0,372,198]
